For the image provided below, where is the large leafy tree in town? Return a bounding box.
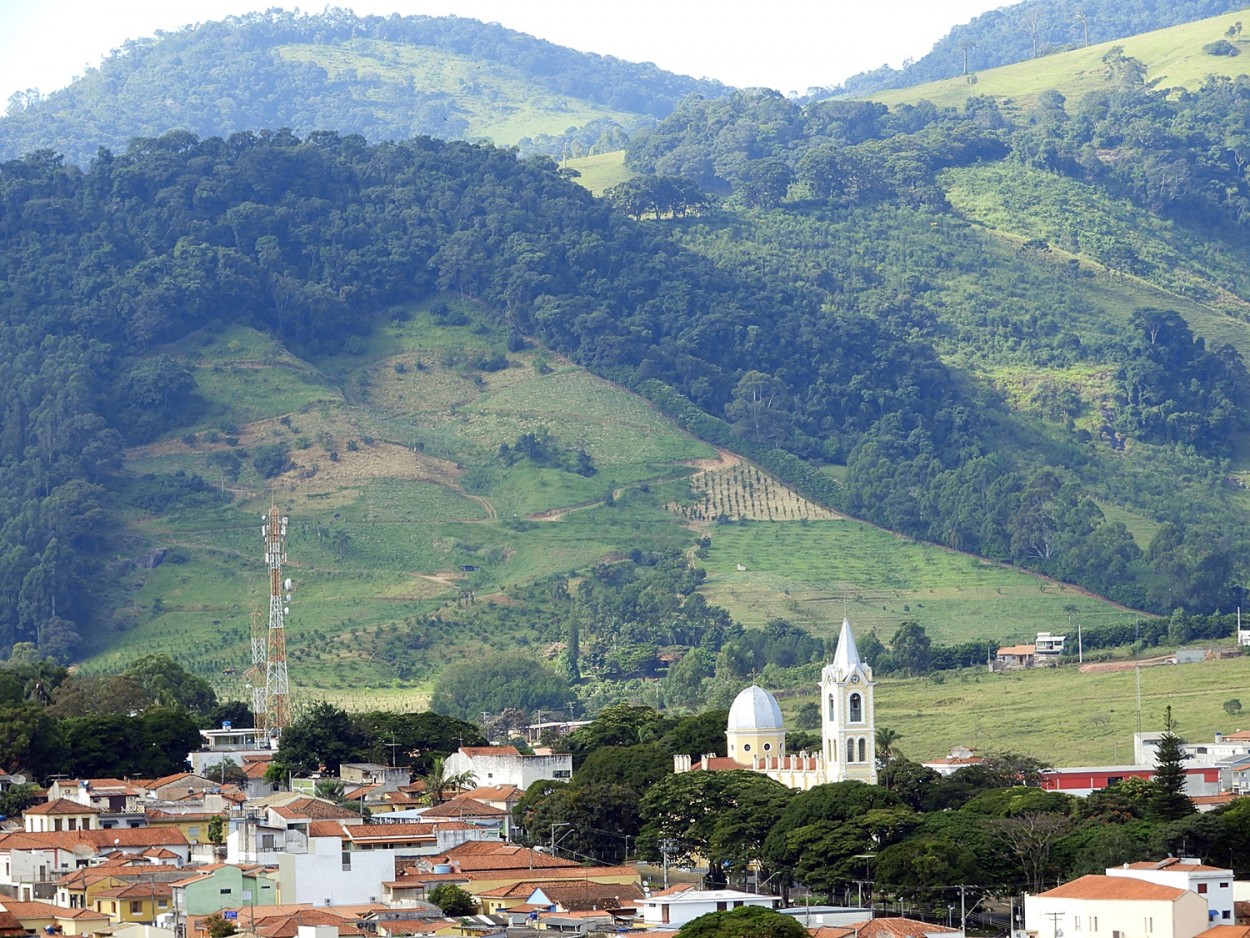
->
[638,770,792,878]
[682,906,808,938]
[269,703,368,778]
[429,656,575,724]
[763,781,913,897]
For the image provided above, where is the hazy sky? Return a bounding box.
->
[0,1,1011,107]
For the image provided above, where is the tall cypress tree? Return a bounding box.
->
[1150,705,1195,821]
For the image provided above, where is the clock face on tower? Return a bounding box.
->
[850,674,860,684]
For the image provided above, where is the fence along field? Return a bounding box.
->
[670,459,842,523]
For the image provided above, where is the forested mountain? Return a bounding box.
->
[830,0,1247,97]
[0,9,728,166]
[614,33,1250,613]
[6,8,1250,683]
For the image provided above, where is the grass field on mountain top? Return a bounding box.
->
[869,7,1250,112]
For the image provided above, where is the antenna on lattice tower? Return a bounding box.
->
[244,608,266,721]
[262,504,291,741]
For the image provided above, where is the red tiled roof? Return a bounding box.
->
[463,785,522,803]
[846,919,959,938]
[462,865,635,884]
[460,746,520,758]
[251,911,365,938]
[23,798,101,816]
[0,908,22,936]
[527,881,643,911]
[144,772,215,791]
[0,828,187,851]
[421,797,504,818]
[270,798,366,821]
[384,872,470,889]
[1037,875,1186,901]
[0,901,110,921]
[996,645,1036,657]
[1198,926,1250,938]
[432,842,577,871]
[341,783,380,802]
[691,757,747,772]
[93,881,174,900]
[310,820,474,844]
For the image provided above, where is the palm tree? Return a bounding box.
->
[419,757,477,805]
[875,726,902,790]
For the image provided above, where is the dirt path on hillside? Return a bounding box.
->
[1079,655,1174,674]
[465,494,497,520]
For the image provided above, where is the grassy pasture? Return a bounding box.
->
[101,307,719,688]
[100,301,1154,703]
[564,150,633,194]
[866,653,1250,766]
[869,8,1250,113]
[696,520,1144,645]
[275,41,643,145]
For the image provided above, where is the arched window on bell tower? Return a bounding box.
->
[858,738,866,762]
[846,738,855,763]
[849,692,862,723]
[828,693,836,721]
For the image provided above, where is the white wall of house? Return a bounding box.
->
[639,890,780,927]
[1107,863,1234,924]
[277,835,396,906]
[443,752,572,790]
[1025,889,1207,938]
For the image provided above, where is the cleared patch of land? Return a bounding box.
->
[697,520,1144,646]
[671,460,843,523]
[869,9,1250,113]
[564,150,633,195]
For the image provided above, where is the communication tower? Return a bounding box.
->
[245,608,266,721]
[262,506,291,738]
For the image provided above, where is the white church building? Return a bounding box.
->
[674,618,877,790]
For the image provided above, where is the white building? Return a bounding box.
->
[1025,874,1208,938]
[639,887,781,927]
[442,746,571,791]
[1107,859,1235,924]
[188,726,273,776]
[673,618,876,790]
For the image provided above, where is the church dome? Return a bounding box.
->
[727,685,784,732]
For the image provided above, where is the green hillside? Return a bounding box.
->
[10,4,1250,730]
[0,11,727,165]
[872,653,1250,765]
[273,40,642,146]
[84,309,1146,703]
[869,7,1250,111]
[834,0,1250,98]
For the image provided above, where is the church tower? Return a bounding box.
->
[821,618,877,784]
